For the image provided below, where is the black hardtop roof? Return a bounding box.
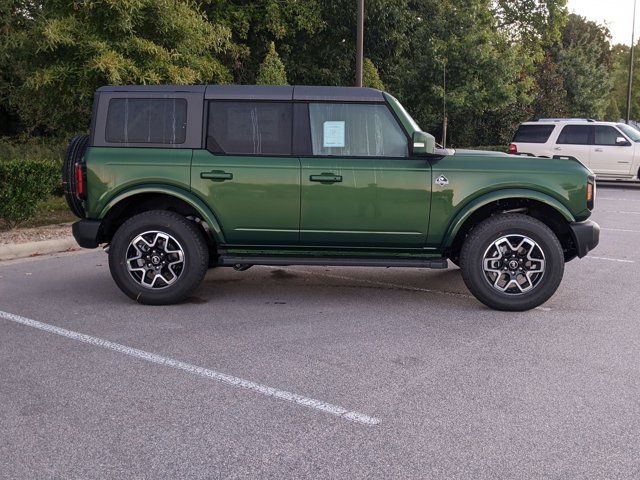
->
[97,85,385,102]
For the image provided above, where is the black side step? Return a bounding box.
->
[217,255,449,269]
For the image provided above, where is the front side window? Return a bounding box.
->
[556,125,591,145]
[594,126,624,146]
[105,98,187,144]
[207,102,292,155]
[618,123,640,142]
[308,103,408,157]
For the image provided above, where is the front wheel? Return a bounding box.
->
[459,214,564,311]
[108,210,209,305]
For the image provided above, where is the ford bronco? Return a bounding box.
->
[64,85,599,311]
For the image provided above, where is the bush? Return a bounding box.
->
[0,159,61,228]
[0,137,66,164]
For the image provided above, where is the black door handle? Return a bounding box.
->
[310,173,342,184]
[201,170,233,181]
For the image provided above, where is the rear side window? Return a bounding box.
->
[105,98,187,144]
[308,103,408,157]
[207,102,292,155]
[594,126,622,146]
[512,125,555,143]
[557,125,592,145]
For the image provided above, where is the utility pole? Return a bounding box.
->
[626,0,637,123]
[356,0,364,87]
[442,63,448,148]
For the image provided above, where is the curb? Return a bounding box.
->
[0,237,81,261]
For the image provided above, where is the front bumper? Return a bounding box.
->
[72,219,102,249]
[569,220,600,258]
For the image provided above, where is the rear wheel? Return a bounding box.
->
[460,214,564,311]
[108,210,209,305]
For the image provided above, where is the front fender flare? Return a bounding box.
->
[99,184,226,243]
[442,189,576,249]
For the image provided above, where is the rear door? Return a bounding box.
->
[191,101,300,245]
[589,125,635,176]
[553,124,593,167]
[299,102,431,247]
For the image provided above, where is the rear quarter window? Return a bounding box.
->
[105,98,187,144]
[512,125,555,143]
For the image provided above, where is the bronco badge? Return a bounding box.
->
[435,175,449,186]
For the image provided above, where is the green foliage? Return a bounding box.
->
[363,58,384,90]
[256,42,288,85]
[1,0,240,135]
[0,137,65,164]
[0,0,630,148]
[555,14,612,119]
[0,159,60,227]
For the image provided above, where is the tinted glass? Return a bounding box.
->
[557,125,591,145]
[594,126,624,146]
[207,102,292,155]
[309,103,408,157]
[512,125,555,143]
[106,98,187,144]
[617,124,640,142]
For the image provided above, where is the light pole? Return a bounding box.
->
[626,0,637,123]
[356,0,364,87]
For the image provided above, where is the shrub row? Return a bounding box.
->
[0,159,61,227]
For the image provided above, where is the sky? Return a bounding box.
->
[568,0,639,45]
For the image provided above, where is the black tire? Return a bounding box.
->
[108,210,209,305]
[62,135,89,218]
[459,214,564,311]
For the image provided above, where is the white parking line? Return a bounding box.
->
[602,228,640,233]
[598,197,640,202]
[0,310,380,426]
[586,256,635,263]
[599,210,640,215]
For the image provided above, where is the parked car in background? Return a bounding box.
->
[509,119,640,181]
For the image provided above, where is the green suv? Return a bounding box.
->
[64,85,599,311]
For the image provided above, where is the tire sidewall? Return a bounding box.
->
[109,212,207,304]
[461,216,564,311]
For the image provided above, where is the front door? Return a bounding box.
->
[589,125,635,176]
[553,124,592,167]
[191,101,300,245]
[300,102,431,247]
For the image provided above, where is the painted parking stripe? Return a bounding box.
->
[586,256,635,263]
[0,310,380,426]
[602,227,640,233]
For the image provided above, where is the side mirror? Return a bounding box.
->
[412,131,436,156]
[616,136,631,146]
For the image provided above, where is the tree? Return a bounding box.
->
[256,42,288,85]
[1,0,240,135]
[362,58,385,90]
[556,14,612,119]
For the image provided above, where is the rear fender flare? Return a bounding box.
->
[99,185,226,243]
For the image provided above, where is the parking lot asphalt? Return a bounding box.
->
[1,184,640,479]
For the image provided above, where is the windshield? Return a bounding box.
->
[617,123,640,142]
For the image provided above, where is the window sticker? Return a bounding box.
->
[323,121,346,148]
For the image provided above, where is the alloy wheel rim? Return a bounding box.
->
[125,231,185,289]
[482,235,546,295]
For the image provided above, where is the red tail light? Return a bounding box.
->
[75,163,85,199]
[508,143,517,155]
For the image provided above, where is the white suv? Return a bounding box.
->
[509,119,640,181]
